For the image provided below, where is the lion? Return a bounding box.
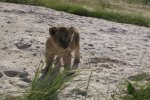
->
[44,26,80,73]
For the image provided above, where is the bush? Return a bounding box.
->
[122,82,150,100]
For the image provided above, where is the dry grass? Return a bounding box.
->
[62,0,150,18]
[1,0,150,27]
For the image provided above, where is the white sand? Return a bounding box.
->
[0,2,150,99]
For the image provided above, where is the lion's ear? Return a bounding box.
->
[69,27,79,42]
[49,27,57,36]
[69,27,76,32]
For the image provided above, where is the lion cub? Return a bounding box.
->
[44,26,80,73]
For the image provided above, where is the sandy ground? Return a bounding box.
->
[0,2,150,100]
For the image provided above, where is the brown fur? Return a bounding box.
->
[44,26,80,73]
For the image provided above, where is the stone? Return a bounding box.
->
[3,70,19,77]
[16,81,29,88]
[0,72,3,78]
[15,41,31,49]
[18,72,29,78]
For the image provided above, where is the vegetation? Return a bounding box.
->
[25,68,75,100]
[111,73,150,100]
[122,81,150,100]
[0,64,75,100]
[0,0,150,27]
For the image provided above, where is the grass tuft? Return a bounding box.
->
[25,64,75,100]
[121,81,150,100]
[0,63,75,100]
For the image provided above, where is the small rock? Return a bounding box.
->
[89,20,93,24]
[19,55,23,58]
[99,63,112,69]
[30,40,34,43]
[9,80,15,85]
[76,89,87,96]
[28,34,32,36]
[40,60,43,63]
[37,20,44,23]
[84,48,88,50]
[142,38,148,42]
[0,72,3,78]
[20,77,31,83]
[4,70,20,77]
[25,30,34,33]
[7,21,13,24]
[23,68,26,70]
[17,10,26,14]
[16,81,28,88]
[32,53,37,56]
[145,77,150,81]
[145,35,150,39]
[96,79,99,82]
[15,42,31,49]
[1,46,8,50]
[80,21,85,23]
[108,27,117,33]
[90,33,97,35]
[18,72,29,78]
[67,17,76,20]
[40,42,44,45]
[81,38,85,40]
[36,46,40,48]
[88,44,93,46]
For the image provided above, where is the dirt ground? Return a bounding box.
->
[0,2,150,100]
